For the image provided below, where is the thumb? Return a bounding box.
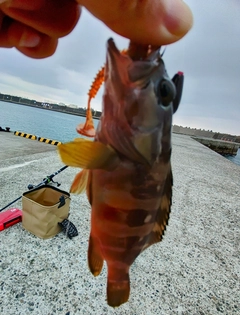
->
[78,0,193,45]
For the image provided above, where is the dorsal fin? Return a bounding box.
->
[143,169,172,250]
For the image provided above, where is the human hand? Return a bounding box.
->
[0,0,193,59]
[0,0,80,58]
[78,0,193,46]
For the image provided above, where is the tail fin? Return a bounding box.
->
[107,266,130,307]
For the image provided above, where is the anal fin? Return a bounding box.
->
[88,235,103,277]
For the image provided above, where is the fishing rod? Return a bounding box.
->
[0,165,68,212]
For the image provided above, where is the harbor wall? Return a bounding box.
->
[193,136,240,156]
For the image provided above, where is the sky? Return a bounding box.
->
[0,0,239,135]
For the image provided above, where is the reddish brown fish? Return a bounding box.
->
[59,38,184,307]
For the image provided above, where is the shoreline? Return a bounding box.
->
[0,99,101,120]
[1,97,239,140]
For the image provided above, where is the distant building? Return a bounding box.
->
[68,104,78,109]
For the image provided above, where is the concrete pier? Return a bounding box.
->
[193,136,240,156]
[0,133,239,314]
[0,131,56,161]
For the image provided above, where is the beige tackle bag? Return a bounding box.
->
[22,185,70,239]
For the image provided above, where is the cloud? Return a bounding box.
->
[0,2,239,135]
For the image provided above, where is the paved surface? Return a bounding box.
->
[0,132,56,161]
[0,133,239,314]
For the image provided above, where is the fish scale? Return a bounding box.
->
[58,38,184,307]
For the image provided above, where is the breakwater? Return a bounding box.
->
[173,125,240,143]
[193,136,240,156]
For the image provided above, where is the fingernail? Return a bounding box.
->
[19,33,41,48]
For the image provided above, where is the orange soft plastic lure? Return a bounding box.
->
[76,50,127,137]
[76,67,104,137]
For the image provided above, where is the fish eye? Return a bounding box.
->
[159,79,176,107]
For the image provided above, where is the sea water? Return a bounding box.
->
[1,101,240,166]
[0,101,98,142]
[226,149,240,167]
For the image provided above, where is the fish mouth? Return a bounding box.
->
[106,38,160,85]
[107,38,121,56]
[106,38,126,69]
[107,38,160,61]
[105,38,132,87]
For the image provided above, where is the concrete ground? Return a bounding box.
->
[0,132,56,161]
[0,133,239,315]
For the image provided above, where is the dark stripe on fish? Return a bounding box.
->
[100,207,158,227]
[125,208,157,227]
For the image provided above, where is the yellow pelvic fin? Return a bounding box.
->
[70,169,89,194]
[58,138,120,171]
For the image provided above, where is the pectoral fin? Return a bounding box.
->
[58,139,120,171]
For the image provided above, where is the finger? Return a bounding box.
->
[0,0,44,11]
[0,13,13,47]
[1,0,81,38]
[78,0,193,45]
[7,19,58,58]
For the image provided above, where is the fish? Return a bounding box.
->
[58,38,184,307]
